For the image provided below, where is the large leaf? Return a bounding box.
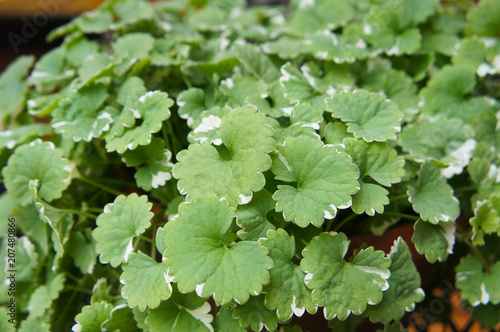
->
[271,136,360,227]
[300,232,391,320]
[93,193,153,267]
[163,197,273,305]
[407,162,460,224]
[326,89,403,142]
[2,139,71,206]
[173,106,275,206]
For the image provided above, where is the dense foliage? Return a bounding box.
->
[1,0,500,330]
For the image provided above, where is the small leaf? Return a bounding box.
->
[51,83,111,142]
[259,228,317,321]
[470,194,500,245]
[27,274,65,318]
[145,300,213,332]
[343,138,405,215]
[0,307,16,332]
[0,55,35,118]
[106,86,173,153]
[456,255,500,306]
[300,232,391,320]
[236,189,277,241]
[121,138,173,190]
[233,42,280,83]
[19,315,51,332]
[102,304,142,332]
[407,162,460,224]
[0,124,52,151]
[271,136,360,227]
[2,139,71,206]
[232,294,279,332]
[93,193,153,267]
[120,251,172,311]
[326,89,403,142]
[464,0,500,37]
[73,301,113,332]
[215,308,245,332]
[419,65,476,118]
[363,238,425,323]
[163,197,273,305]
[412,219,455,263]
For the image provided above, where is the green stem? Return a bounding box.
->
[90,176,137,188]
[331,213,359,232]
[454,185,476,193]
[384,212,420,220]
[55,275,89,329]
[461,237,491,274]
[180,69,192,89]
[390,194,409,201]
[87,207,105,213]
[77,175,122,196]
[139,235,155,244]
[62,209,98,219]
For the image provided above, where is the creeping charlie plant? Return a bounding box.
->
[1,0,500,330]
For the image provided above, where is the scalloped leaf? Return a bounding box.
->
[271,136,360,227]
[105,88,173,153]
[173,106,275,206]
[92,193,153,267]
[120,251,172,311]
[232,294,279,332]
[2,139,71,206]
[145,300,213,332]
[408,162,460,224]
[73,301,113,332]
[215,308,245,332]
[343,138,405,215]
[0,55,34,118]
[464,0,500,37]
[121,138,173,191]
[470,194,500,246]
[102,304,142,332]
[419,65,476,119]
[163,197,273,305]
[51,83,111,142]
[0,124,52,151]
[300,232,391,320]
[27,273,65,318]
[236,189,277,241]
[412,219,455,263]
[456,255,500,306]
[363,238,424,323]
[259,228,316,321]
[326,89,403,142]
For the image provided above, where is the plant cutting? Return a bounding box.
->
[1,0,500,330]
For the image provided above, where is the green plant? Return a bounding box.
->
[1,0,500,330]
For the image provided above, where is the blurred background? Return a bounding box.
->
[0,0,105,71]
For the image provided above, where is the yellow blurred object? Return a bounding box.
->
[0,0,105,17]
